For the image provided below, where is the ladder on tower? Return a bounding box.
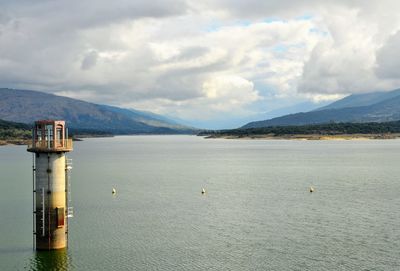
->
[66,158,74,218]
[32,154,36,249]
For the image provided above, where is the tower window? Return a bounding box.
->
[55,207,65,228]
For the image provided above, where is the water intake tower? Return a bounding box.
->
[27,120,73,250]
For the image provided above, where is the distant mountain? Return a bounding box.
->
[0,88,195,134]
[315,88,400,111]
[242,88,400,128]
[257,101,330,120]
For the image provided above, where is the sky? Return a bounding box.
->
[1,0,400,129]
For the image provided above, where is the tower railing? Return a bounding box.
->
[28,139,73,152]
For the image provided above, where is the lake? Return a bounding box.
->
[1,136,399,270]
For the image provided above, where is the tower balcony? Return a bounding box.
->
[27,139,73,153]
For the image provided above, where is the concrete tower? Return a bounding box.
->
[27,120,73,250]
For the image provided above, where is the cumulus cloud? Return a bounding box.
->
[202,75,260,110]
[375,30,400,80]
[1,0,400,128]
[121,75,260,127]
[298,7,382,96]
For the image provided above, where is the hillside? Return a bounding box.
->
[200,121,400,140]
[243,88,400,128]
[0,119,31,144]
[316,88,400,111]
[0,88,195,134]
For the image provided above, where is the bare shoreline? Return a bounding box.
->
[0,139,30,146]
[1,133,400,146]
[204,133,400,140]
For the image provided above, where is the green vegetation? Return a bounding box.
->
[0,119,32,144]
[199,121,400,138]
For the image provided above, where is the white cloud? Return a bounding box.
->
[1,0,400,128]
[305,93,346,103]
[298,7,382,95]
[123,75,260,121]
[202,75,260,109]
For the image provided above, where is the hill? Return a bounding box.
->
[0,88,195,134]
[0,119,31,144]
[315,88,400,111]
[200,121,400,140]
[242,88,400,128]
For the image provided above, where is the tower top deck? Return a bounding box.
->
[27,120,73,153]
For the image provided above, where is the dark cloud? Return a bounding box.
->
[2,0,188,28]
[173,46,210,61]
[375,31,400,79]
[196,0,362,19]
[81,51,98,70]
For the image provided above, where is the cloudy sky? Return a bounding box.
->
[1,1,400,128]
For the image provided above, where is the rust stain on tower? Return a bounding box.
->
[27,120,73,250]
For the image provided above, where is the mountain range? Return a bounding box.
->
[3,87,400,133]
[242,88,400,129]
[0,88,195,134]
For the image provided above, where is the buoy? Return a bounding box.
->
[309,186,314,193]
[112,187,116,194]
[201,188,206,194]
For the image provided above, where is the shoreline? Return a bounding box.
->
[204,133,400,140]
[0,139,30,146]
[2,133,400,146]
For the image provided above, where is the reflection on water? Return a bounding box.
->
[30,249,70,271]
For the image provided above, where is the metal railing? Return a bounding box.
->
[28,138,73,151]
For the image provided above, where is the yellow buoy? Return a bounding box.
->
[309,186,314,193]
[112,187,116,194]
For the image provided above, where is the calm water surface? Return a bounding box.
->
[0,136,399,270]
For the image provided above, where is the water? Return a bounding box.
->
[1,136,400,270]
